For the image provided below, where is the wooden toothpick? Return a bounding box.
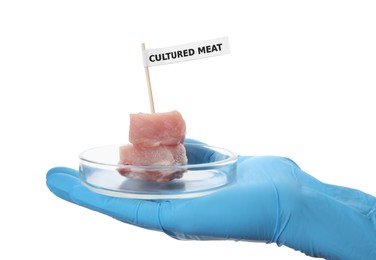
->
[141,43,155,113]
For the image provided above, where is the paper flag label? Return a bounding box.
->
[142,37,230,67]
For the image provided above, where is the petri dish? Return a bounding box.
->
[79,143,237,199]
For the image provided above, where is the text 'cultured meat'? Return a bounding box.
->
[118,110,187,182]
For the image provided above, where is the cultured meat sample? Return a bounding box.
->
[119,143,187,166]
[119,110,187,182]
[129,110,186,147]
[118,143,187,182]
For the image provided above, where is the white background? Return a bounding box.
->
[1,1,375,259]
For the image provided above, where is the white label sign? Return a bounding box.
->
[142,37,230,67]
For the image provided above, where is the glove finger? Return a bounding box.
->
[46,167,164,230]
[46,167,82,203]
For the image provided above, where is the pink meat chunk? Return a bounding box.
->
[119,143,187,166]
[119,111,188,182]
[118,144,187,182]
[129,110,186,147]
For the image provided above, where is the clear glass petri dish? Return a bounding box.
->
[79,143,237,199]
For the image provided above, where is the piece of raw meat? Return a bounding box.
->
[119,110,188,182]
[129,110,186,147]
[118,143,187,182]
[119,143,187,166]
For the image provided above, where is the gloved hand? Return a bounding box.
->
[46,140,376,260]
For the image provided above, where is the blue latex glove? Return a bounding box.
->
[46,141,376,260]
